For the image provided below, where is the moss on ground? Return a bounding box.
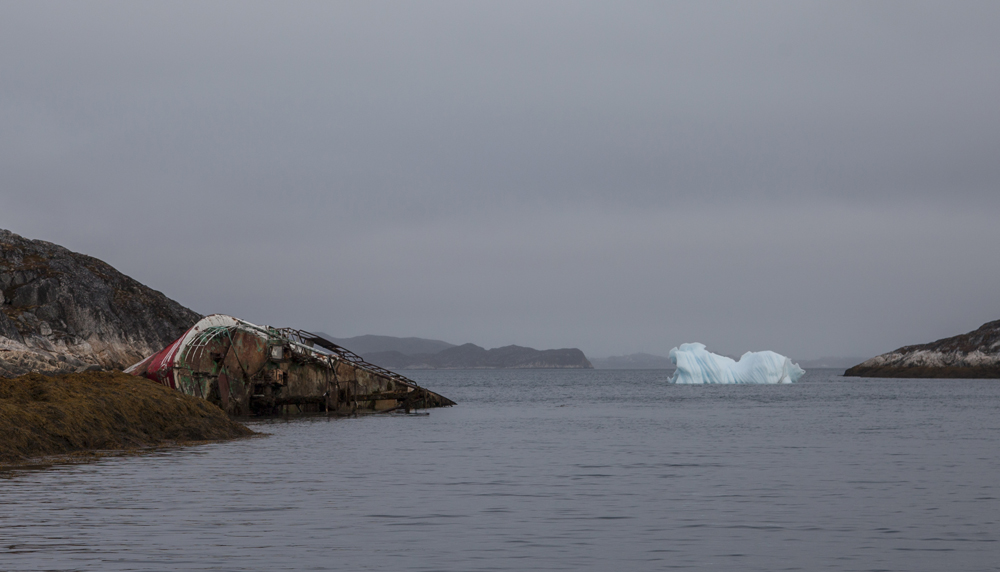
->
[0,371,254,464]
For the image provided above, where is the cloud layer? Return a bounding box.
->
[2,1,998,358]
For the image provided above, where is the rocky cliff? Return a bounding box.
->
[1,229,201,377]
[844,319,1000,378]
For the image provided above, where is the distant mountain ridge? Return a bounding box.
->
[319,334,592,369]
[845,320,1000,378]
[316,334,455,356]
[366,344,593,370]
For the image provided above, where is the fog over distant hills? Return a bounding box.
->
[318,334,591,369]
[795,357,869,369]
[588,352,866,370]
[321,334,865,371]
[589,353,675,370]
[3,2,1000,362]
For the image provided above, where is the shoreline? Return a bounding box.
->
[0,371,255,466]
[843,365,1000,378]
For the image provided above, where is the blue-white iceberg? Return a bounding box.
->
[668,343,805,384]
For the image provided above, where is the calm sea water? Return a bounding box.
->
[2,369,998,571]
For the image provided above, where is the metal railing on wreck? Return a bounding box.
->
[282,328,426,391]
[225,317,425,391]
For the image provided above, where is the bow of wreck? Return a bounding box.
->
[125,314,454,416]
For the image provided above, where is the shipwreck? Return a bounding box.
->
[125,314,455,416]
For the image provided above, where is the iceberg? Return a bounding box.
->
[668,343,805,384]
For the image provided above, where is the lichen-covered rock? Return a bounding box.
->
[845,319,1000,378]
[1,229,201,377]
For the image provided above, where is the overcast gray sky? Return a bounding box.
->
[2,1,998,359]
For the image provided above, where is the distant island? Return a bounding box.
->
[319,334,457,357]
[845,319,1000,378]
[319,334,593,369]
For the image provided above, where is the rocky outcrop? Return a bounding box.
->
[365,343,593,369]
[845,320,1000,378]
[1,229,201,377]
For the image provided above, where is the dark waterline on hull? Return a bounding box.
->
[2,369,998,571]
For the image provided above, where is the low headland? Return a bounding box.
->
[845,319,1000,378]
[0,371,254,466]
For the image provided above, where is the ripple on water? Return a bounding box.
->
[1,369,998,571]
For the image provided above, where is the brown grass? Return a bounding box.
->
[0,371,254,464]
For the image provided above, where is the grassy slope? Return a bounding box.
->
[0,371,254,463]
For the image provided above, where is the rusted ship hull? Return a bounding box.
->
[125,315,454,416]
